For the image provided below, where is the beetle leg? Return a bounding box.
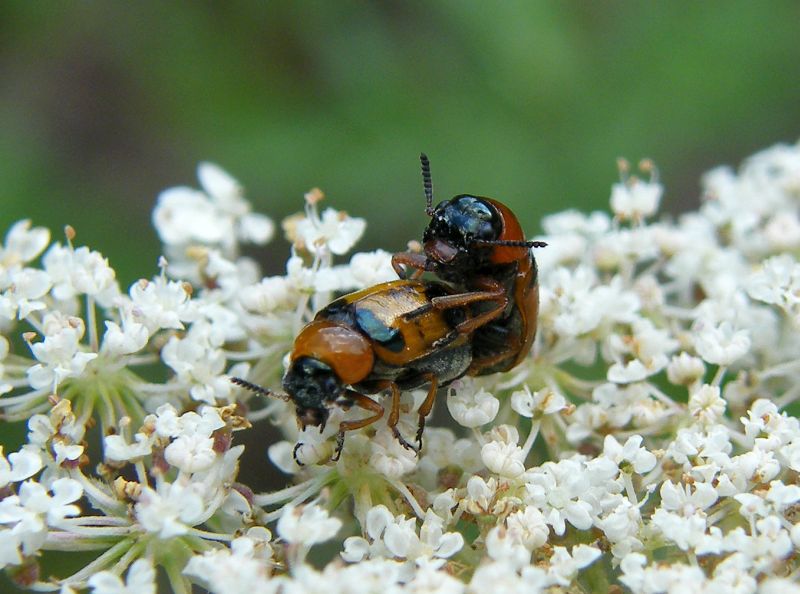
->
[430,287,508,335]
[453,298,505,334]
[429,289,501,308]
[391,251,428,279]
[293,442,305,466]
[415,374,438,450]
[404,289,501,322]
[331,391,385,461]
[468,349,515,376]
[382,381,417,452]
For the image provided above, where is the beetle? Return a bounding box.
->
[392,154,547,376]
[232,279,474,464]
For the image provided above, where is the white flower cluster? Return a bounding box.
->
[1,144,799,593]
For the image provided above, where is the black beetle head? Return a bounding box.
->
[282,356,343,429]
[422,195,502,272]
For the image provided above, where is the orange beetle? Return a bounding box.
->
[233,279,473,463]
[392,154,546,376]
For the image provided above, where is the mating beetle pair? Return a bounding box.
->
[233,155,545,464]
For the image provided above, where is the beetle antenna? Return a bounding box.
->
[471,239,548,249]
[420,153,434,216]
[230,377,290,402]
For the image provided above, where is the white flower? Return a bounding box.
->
[468,560,544,594]
[0,477,83,567]
[485,525,531,570]
[27,401,86,452]
[594,227,661,270]
[161,320,230,404]
[620,553,707,593]
[416,427,481,481]
[342,504,394,562]
[763,212,800,251]
[542,209,611,237]
[505,506,549,550]
[747,254,800,304]
[104,430,154,462]
[537,210,610,271]
[722,516,793,571]
[734,493,768,521]
[464,475,499,515]
[43,244,119,304]
[165,433,216,474]
[238,275,296,314]
[481,425,526,478]
[0,220,50,269]
[596,499,643,557]
[154,163,274,251]
[665,425,730,474]
[606,317,678,383]
[524,459,596,535]
[124,406,225,472]
[155,187,232,246]
[20,477,83,527]
[761,578,800,594]
[547,544,602,586]
[152,164,272,287]
[291,424,335,467]
[295,206,365,256]
[196,162,244,212]
[404,558,466,594]
[0,447,42,488]
[26,314,98,390]
[659,480,718,515]
[368,427,418,478]
[447,384,499,428]
[101,308,149,357]
[88,558,156,594]
[135,480,206,538]
[610,176,662,222]
[722,449,781,490]
[343,505,463,565]
[765,480,800,513]
[277,503,341,547]
[602,434,657,474]
[184,529,275,594]
[196,162,275,245]
[285,254,345,294]
[741,399,798,449]
[541,268,640,338]
[393,510,463,561]
[344,250,398,288]
[129,275,193,333]
[651,508,723,554]
[688,384,726,425]
[510,386,566,417]
[666,352,706,386]
[4,139,800,593]
[0,267,51,320]
[692,319,751,366]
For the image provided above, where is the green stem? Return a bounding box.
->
[388,478,425,518]
[59,537,135,586]
[86,295,99,352]
[163,557,192,594]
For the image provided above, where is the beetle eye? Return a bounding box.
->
[456,199,495,240]
[426,196,499,247]
[322,375,339,395]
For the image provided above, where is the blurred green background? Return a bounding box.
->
[1,2,799,590]
[2,2,799,287]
